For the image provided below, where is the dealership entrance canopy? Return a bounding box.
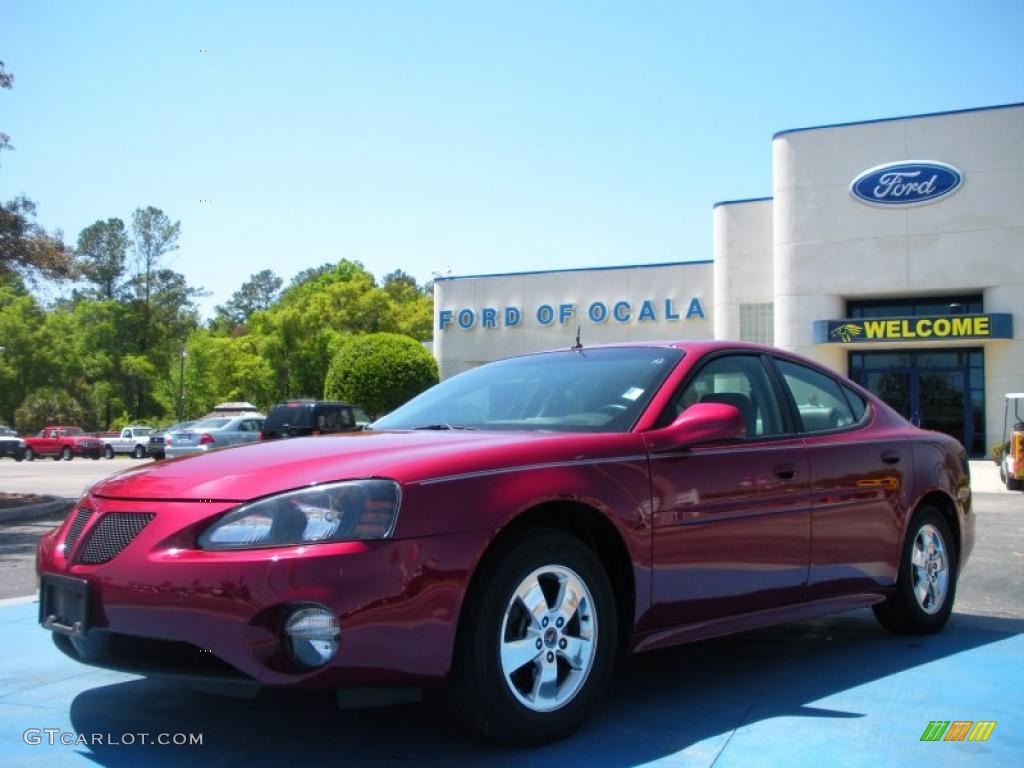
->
[433,102,1024,455]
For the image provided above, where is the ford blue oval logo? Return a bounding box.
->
[850,161,963,206]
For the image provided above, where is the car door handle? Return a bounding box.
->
[774,463,799,480]
[881,450,901,464]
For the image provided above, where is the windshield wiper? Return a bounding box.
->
[412,424,477,431]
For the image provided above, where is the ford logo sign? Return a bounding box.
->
[850,161,963,207]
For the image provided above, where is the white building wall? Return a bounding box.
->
[771,104,1024,448]
[712,199,774,341]
[434,263,713,380]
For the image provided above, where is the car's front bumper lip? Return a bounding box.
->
[37,498,485,688]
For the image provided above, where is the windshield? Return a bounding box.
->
[265,404,315,429]
[187,418,231,430]
[372,347,684,433]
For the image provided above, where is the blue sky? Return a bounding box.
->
[3,0,1023,316]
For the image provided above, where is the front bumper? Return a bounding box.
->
[37,496,484,689]
[0,444,26,459]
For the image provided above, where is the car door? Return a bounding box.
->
[769,357,913,596]
[648,353,811,628]
[44,429,61,454]
[236,419,262,444]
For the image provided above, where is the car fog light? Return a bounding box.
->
[283,606,340,669]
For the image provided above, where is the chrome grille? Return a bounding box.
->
[77,513,155,564]
[62,506,93,555]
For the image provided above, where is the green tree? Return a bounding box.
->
[0,277,49,424]
[131,206,180,303]
[0,196,73,285]
[76,218,130,300]
[324,333,438,418]
[0,63,73,284]
[214,269,282,327]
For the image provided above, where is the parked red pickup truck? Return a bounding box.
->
[23,426,104,461]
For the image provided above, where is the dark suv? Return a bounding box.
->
[260,400,370,441]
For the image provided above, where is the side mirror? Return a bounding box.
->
[644,402,746,452]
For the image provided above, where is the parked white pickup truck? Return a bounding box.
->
[101,426,154,459]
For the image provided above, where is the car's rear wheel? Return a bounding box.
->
[441,529,616,744]
[104,445,115,460]
[61,446,73,461]
[25,447,34,461]
[873,505,956,634]
[133,444,146,459]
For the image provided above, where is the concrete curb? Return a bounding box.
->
[0,497,74,524]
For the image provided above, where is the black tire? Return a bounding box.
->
[440,528,617,745]
[15,451,24,462]
[61,446,73,461]
[25,447,34,461]
[873,505,957,634]
[104,445,115,460]
[133,444,146,459]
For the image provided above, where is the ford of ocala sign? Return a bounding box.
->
[850,161,963,207]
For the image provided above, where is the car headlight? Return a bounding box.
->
[197,479,401,550]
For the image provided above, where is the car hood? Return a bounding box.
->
[89,429,636,502]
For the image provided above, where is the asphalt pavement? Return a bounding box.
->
[0,459,1020,766]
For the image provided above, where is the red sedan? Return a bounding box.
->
[36,341,973,743]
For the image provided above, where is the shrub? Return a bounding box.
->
[324,333,438,419]
[15,387,89,433]
[992,442,1005,464]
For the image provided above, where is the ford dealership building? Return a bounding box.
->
[434,102,1024,455]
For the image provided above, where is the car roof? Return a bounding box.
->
[274,400,354,407]
[520,339,799,359]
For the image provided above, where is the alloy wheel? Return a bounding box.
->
[499,564,597,713]
[911,523,949,615]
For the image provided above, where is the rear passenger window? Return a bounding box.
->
[775,359,857,432]
[842,385,868,422]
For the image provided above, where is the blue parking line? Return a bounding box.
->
[0,601,1021,767]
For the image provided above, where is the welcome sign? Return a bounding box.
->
[814,314,1012,344]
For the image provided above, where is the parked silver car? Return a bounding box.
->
[163,415,265,459]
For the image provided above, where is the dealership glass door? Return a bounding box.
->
[849,349,984,456]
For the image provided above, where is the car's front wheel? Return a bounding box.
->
[104,445,115,460]
[441,529,617,744]
[25,447,34,461]
[873,505,957,634]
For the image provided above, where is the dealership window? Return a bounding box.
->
[849,348,985,456]
[739,303,774,344]
[846,295,982,319]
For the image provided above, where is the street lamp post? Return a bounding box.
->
[177,348,187,421]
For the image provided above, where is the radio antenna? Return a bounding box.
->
[571,325,583,351]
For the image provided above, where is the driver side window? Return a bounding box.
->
[666,355,784,438]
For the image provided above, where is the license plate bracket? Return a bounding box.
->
[39,574,89,636]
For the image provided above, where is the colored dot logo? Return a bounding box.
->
[199,199,213,203]
[200,49,213,53]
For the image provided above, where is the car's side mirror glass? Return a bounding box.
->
[645,402,746,452]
